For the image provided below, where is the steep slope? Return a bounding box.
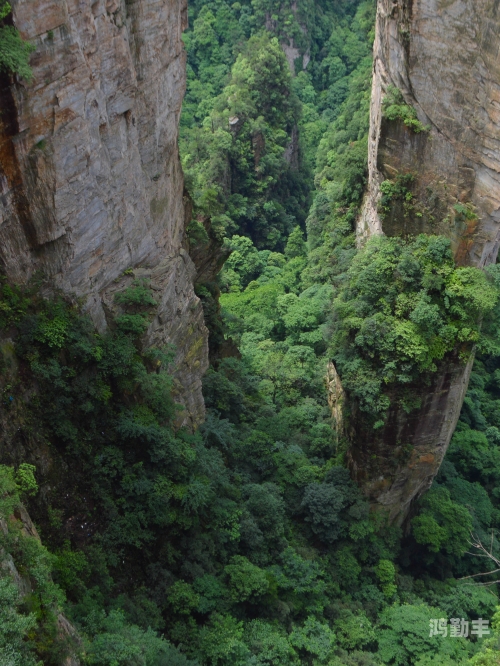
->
[0,0,207,427]
[346,0,500,523]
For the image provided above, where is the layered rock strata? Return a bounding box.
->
[347,0,500,523]
[0,0,208,427]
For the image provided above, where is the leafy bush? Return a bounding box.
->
[0,465,66,664]
[382,85,430,133]
[379,173,416,219]
[412,486,472,556]
[330,234,498,421]
[301,467,367,543]
[224,556,269,601]
[114,279,157,307]
[0,3,34,81]
[377,604,470,665]
[0,577,38,666]
[85,609,196,666]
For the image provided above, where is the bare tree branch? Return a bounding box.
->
[459,531,500,585]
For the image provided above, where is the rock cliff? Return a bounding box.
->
[0,0,208,427]
[347,0,500,523]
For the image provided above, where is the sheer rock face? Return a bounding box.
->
[0,0,209,427]
[347,0,500,523]
[359,0,500,260]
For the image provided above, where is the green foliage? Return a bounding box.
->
[0,16,34,81]
[301,467,368,543]
[375,559,397,598]
[0,464,19,517]
[4,3,500,666]
[454,202,479,223]
[0,577,38,666]
[167,581,200,616]
[0,280,31,328]
[0,465,66,664]
[84,609,196,666]
[114,279,157,307]
[181,29,306,250]
[223,235,266,289]
[289,616,336,663]
[382,86,430,133]
[197,613,246,665]
[285,226,307,259]
[0,0,33,80]
[53,543,90,599]
[466,606,500,665]
[334,609,376,651]
[224,555,269,601]
[187,219,210,247]
[379,173,416,219]
[330,234,498,421]
[15,463,38,497]
[377,604,470,665]
[245,620,297,665]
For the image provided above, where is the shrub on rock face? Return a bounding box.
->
[382,85,430,133]
[0,1,34,80]
[330,234,498,422]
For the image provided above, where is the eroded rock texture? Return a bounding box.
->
[348,0,500,523]
[0,0,208,427]
[360,0,500,260]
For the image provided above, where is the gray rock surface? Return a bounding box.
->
[360,0,500,261]
[348,0,500,523]
[0,0,208,426]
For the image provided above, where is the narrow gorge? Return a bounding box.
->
[1,0,500,664]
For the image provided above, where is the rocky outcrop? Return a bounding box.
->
[347,0,500,523]
[359,0,500,258]
[1,506,82,664]
[0,0,208,427]
[347,353,475,524]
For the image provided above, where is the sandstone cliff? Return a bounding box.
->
[0,0,208,427]
[346,0,500,523]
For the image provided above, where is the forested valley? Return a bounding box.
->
[1,1,500,665]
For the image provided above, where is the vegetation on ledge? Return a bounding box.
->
[330,234,498,422]
[0,0,33,80]
[382,86,430,134]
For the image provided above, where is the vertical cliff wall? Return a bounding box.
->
[0,0,208,427]
[346,0,500,523]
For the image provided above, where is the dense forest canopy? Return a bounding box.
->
[1,1,500,665]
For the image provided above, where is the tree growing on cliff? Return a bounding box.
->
[329,234,498,424]
[0,1,34,80]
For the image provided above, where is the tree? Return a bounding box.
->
[377,604,470,665]
[224,556,269,601]
[412,487,473,557]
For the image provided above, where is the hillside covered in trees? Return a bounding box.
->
[1,0,500,664]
